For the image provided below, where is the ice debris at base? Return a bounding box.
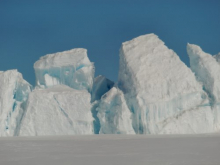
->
[19,85,93,136]
[0,70,31,136]
[34,48,94,92]
[1,33,220,136]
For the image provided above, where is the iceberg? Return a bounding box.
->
[118,34,213,134]
[97,87,135,134]
[34,48,94,92]
[0,70,31,136]
[19,85,94,136]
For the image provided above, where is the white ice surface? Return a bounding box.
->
[19,85,94,136]
[0,134,220,165]
[97,87,135,134]
[187,44,220,104]
[118,34,212,134]
[34,48,94,92]
[0,70,31,136]
[187,44,220,130]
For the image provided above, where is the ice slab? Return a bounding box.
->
[34,48,94,92]
[19,85,94,136]
[118,34,211,134]
[97,87,135,134]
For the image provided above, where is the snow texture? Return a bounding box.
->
[34,48,94,92]
[118,34,213,134]
[1,134,220,165]
[19,85,94,136]
[0,70,31,136]
[97,87,135,134]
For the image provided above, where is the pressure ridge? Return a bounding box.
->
[1,34,220,136]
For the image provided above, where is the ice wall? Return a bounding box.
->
[97,87,135,134]
[0,70,31,136]
[118,34,212,134]
[19,85,94,136]
[34,48,94,92]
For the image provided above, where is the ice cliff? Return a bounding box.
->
[19,48,95,136]
[0,70,31,136]
[0,33,220,136]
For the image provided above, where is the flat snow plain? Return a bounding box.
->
[0,134,220,165]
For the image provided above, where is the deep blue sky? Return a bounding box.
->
[0,0,220,85]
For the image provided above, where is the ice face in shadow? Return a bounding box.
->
[214,53,220,63]
[97,87,135,134]
[91,75,114,102]
[19,85,94,136]
[0,70,31,136]
[118,34,213,134]
[34,48,94,92]
[1,34,220,136]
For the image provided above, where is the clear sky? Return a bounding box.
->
[0,0,220,85]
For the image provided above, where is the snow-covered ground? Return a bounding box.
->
[0,134,220,165]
